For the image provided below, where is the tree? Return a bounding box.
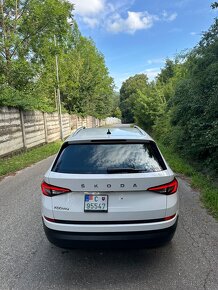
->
[0,1,115,118]
[0,0,74,110]
[133,86,164,131]
[120,74,163,130]
[153,16,218,172]
[157,59,175,84]
[120,74,149,123]
[60,36,114,118]
[0,0,73,79]
[171,19,218,170]
[211,2,218,9]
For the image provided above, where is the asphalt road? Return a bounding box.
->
[0,156,217,290]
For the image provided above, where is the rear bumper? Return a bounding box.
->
[43,217,178,248]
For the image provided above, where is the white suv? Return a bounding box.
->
[41,126,178,248]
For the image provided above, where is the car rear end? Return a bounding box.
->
[41,127,179,248]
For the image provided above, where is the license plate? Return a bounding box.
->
[84,194,108,212]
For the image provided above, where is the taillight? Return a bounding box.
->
[41,181,71,196]
[147,178,178,195]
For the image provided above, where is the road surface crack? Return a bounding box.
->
[179,217,215,290]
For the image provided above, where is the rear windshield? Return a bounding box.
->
[52,143,166,174]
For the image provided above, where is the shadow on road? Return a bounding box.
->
[23,240,177,289]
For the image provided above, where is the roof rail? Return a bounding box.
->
[133,125,145,135]
[72,126,86,136]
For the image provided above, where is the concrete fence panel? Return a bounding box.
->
[0,107,23,155]
[0,106,121,157]
[70,115,77,130]
[23,110,46,149]
[46,112,60,143]
[77,117,83,128]
[86,116,93,128]
[62,113,71,138]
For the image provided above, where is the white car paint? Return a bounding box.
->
[41,126,179,247]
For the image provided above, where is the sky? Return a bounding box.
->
[69,0,217,89]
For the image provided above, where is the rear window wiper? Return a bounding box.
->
[107,168,147,173]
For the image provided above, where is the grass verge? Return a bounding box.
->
[0,141,62,178]
[158,142,218,220]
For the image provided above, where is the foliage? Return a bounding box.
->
[119,11,218,174]
[110,92,122,118]
[211,2,218,9]
[158,142,218,220]
[120,74,149,123]
[120,74,164,129]
[112,107,122,119]
[133,86,164,131]
[164,19,217,172]
[120,73,165,130]
[0,0,115,118]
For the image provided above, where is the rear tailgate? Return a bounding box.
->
[47,171,173,221]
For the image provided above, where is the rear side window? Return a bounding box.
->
[52,143,166,174]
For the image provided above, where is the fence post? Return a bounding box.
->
[19,109,27,149]
[43,112,48,143]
